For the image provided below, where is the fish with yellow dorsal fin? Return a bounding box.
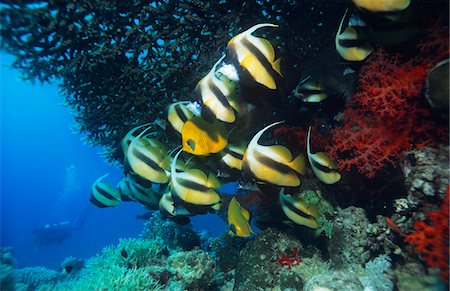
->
[307,127,341,184]
[126,126,171,184]
[170,149,221,209]
[242,121,306,187]
[228,197,253,237]
[196,55,241,123]
[335,9,373,62]
[279,189,319,229]
[181,116,228,156]
[227,23,282,90]
[90,173,121,208]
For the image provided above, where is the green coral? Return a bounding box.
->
[38,264,164,291]
[299,189,335,238]
[100,238,167,269]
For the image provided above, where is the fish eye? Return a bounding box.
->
[187,139,196,151]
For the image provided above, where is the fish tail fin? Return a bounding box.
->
[290,154,306,175]
[273,57,283,77]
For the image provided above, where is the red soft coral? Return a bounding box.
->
[355,50,427,120]
[277,247,302,269]
[328,108,410,178]
[327,23,448,178]
[405,186,449,284]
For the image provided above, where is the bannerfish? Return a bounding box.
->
[159,191,193,218]
[426,59,449,114]
[367,8,419,46]
[293,76,328,103]
[352,0,410,12]
[127,174,161,210]
[242,121,306,187]
[127,126,171,183]
[335,9,373,61]
[90,173,121,208]
[220,143,246,170]
[228,197,253,237]
[170,149,221,208]
[120,123,152,164]
[167,101,194,134]
[279,189,319,229]
[227,23,282,90]
[196,55,240,123]
[181,116,228,156]
[117,175,136,202]
[307,127,341,184]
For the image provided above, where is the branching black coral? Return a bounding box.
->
[1,0,334,162]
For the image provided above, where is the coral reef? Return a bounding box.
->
[167,249,215,290]
[360,255,394,291]
[60,256,85,275]
[141,212,200,251]
[0,248,16,291]
[234,228,306,290]
[405,187,449,284]
[207,231,247,272]
[328,206,378,267]
[403,145,449,200]
[14,266,62,291]
[304,269,364,291]
[327,20,449,178]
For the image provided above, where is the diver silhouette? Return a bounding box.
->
[31,205,90,245]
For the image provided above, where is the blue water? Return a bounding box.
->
[0,53,227,269]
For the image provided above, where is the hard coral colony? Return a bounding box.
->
[1,0,449,289]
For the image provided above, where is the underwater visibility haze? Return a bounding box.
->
[0,0,449,290]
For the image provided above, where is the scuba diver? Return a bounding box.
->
[31,205,90,245]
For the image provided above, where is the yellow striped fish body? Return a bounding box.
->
[293,78,328,103]
[220,143,246,171]
[170,150,221,209]
[127,128,170,183]
[159,191,193,218]
[335,10,373,61]
[242,121,306,187]
[352,0,410,12]
[117,175,136,202]
[227,23,282,90]
[167,101,194,134]
[127,174,161,210]
[197,56,240,123]
[228,197,253,237]
[307,127,341,184]
[90,173,121,208]
[181,116,228,156]
[279,190,319,229]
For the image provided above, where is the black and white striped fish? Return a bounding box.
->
[242,121,306,187]
[335,9,373,61]
[279,189,319,229]
[227,23,282,90]
[90,173,121,208]
[126,126,171,184]
[166,101,194,135]
[196,55,240,123]
[306,127,341,184]
[170,150,221,210]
